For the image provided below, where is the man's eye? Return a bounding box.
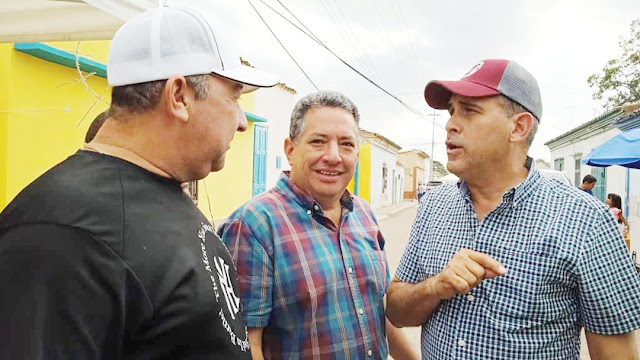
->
[342,142,355,148]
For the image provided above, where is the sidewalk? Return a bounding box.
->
[374,199,418,221]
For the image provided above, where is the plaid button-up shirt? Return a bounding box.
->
[219,173,389,359]
[396,162,640,359]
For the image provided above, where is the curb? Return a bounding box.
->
[375,201,418,221]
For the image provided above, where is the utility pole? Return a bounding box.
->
[427,110,441,181]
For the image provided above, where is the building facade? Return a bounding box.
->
[358,129,403,209]
[397,149,429,200]
[545,103,640,255]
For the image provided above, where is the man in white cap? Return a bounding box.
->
[0,6,277,358]
[386,59,640,359]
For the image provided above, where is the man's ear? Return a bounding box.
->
[284,138,295,166]
[163,76,191,123]
[510,111,535,145]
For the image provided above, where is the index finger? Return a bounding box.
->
[467,251,507,277]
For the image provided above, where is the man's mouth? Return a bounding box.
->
[446,141,462,150]
[317,170,341,176]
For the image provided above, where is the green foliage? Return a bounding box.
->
[432,160,449,178]
[588,18,640,108]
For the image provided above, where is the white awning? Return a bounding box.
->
[0,0,155,43]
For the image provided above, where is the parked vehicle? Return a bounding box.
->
[425,180,443,191]
[538,168,572,185]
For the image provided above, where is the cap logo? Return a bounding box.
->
[463,61,484,78]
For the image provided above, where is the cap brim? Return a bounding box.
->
[424,80,500,109]
[214,65,279,94]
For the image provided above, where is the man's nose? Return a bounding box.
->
[323,141,341,163]
[445,115,458,134]
[236,109,248,132]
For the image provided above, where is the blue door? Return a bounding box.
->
[252,125,268,196]
[591,167,606,202]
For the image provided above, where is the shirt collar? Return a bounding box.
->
[457,156,542,206]
[275,172,354,215]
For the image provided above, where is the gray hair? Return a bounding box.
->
[497,95,539,150]
[289,90,360,142]
[109,74,210,118]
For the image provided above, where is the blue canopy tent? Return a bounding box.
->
[583,127,640,168]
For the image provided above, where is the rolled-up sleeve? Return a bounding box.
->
[219,208,274,328]
[577,209,640,334]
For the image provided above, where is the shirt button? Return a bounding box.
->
[458,339,466,347]
[348,267,353,274]
[358,308,364,315]
[367,350,373,357]
[467,294,475,301]
[313,204,320,210]
[306,210,312,215]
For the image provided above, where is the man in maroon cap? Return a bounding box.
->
[386,59,640,359]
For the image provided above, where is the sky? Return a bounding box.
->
[173,0,639,165]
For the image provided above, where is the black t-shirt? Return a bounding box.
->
[0,151,251,359]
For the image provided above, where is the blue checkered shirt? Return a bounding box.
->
[219,173,390,359]
[396,164,640,359]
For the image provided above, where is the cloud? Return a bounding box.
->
[177,0,640,163]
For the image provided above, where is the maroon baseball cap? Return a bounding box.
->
[424,59,542,121]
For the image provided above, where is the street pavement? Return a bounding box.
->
[374,201,639,359]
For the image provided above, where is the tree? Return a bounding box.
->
[432,160,449,178]
[588,18,640,108]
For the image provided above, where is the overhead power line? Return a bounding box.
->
[248,0,319,91]
[253,0,445,130]
[313,0,415,131]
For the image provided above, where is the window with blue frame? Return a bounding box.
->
[554,158,564,171]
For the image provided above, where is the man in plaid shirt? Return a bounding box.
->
[386,59,640,359]
[220,91,418,359]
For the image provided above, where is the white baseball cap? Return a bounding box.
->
[107,6,279,93]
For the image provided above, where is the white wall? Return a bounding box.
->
[549,128,625,195]
[626,169,640,257]
[369,145,398,210]
[252,86,295,190]
[394,165,405,205]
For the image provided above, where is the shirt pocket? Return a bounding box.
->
[484,251,575,333]
[365,249,388,297]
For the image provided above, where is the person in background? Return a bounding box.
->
[220,91,419,360]
[579,174,597,194]
[386,59,640,359]
[607,193,631,250]
[417,182,427,201]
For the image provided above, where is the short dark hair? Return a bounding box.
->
[109,74,210,118]
[496,95,538,150]
[608,193,622,210]
[85,111,108,143]
[582,174,597,184]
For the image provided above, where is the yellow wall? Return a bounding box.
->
[197,93,256,220]
[1,41,110,210]
[348,143,371,202]
[358,143,371,203]
[1,40,261,221]
[0,44,11,207]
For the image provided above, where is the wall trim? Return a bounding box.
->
[13,42,267,123]
[14,42,107,78]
